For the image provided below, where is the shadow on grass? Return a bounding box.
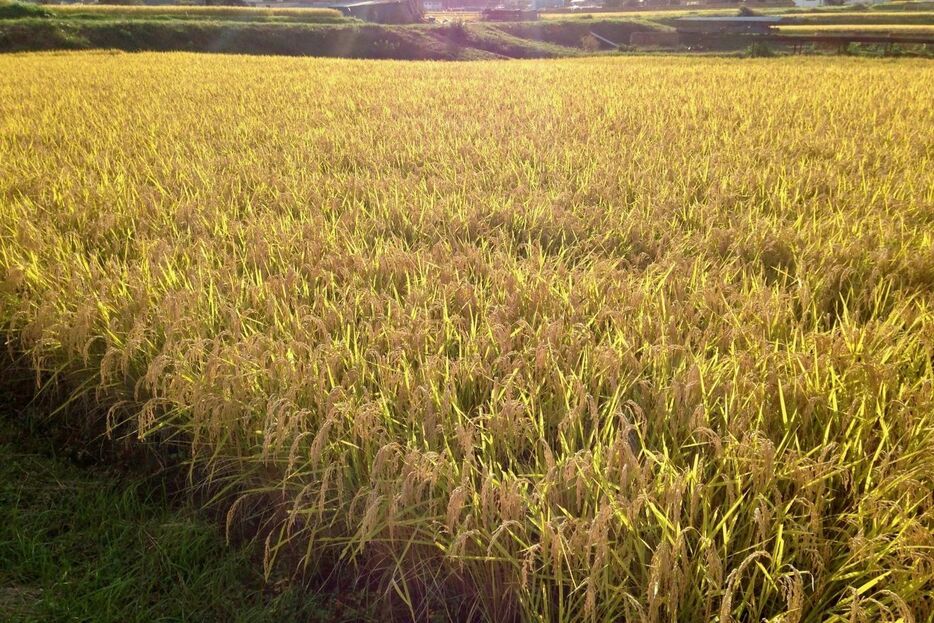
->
[0,414,372,622]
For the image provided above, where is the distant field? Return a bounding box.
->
[805,9,934,16]
[540,8,736,19]
[426,10,482,21]
[784,9,934,24]
[537,0,934,18]
[1,52,932,622]
[778,22,934,31]
[507,6,934,23]
[538,7,934,18]
[47,4,348,23]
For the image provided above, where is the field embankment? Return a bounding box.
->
[1,52,933,622]
[0,20,573,59]
[0,18,596,59]
[2,0,933,57]
[0,0,614,58]
[488,19,658,48]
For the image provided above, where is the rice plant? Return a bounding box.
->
[0,52,932,622]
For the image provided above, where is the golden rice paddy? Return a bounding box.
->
[1,52,932,622]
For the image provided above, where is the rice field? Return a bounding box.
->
[788,10,934,17]
[47,4,346,21]
[538,8,934,20]
[539,9,737,19]
[426,11,483,21]
[1,52,933,622]
[777,23,934,32]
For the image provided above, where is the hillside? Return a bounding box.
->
[2,0,930,57]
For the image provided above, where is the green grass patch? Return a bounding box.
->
[0,1,51,20]
[0,417,357,623]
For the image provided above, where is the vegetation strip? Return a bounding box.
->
[2,0,932,58]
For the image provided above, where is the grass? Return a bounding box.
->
[0,0,49,20]
[0,415,354,623]
[1,52,933,622]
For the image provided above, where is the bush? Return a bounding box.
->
[439,19,469,43]
[372,37,401,58]
[580,33,600,52]
[746,41,774,57]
